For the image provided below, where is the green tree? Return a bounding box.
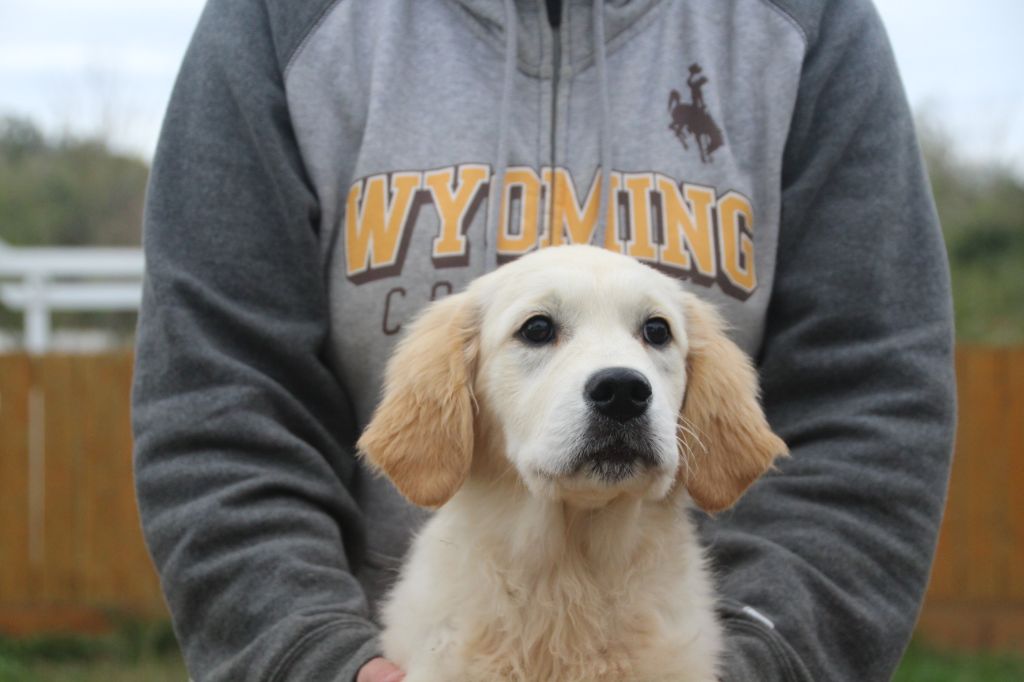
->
[920,120,1024,344]
[0,116,148,247]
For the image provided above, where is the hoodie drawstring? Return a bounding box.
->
[485,0,518,272]
[592,0,613,244]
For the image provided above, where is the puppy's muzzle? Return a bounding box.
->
[585,367,652,422]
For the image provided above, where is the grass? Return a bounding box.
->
[0,621,186,682]
[3,627,1024,681]
[0,657,187,682]
[893,641,1024,682]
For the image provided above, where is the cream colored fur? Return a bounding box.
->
[358,245,786,682]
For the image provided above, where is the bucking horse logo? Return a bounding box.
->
[668,63,724,163]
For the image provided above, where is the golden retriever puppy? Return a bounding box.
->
[358,245,786,682]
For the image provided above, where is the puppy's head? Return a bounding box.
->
[358,245,786,512]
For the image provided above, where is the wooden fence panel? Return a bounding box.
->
[0,352,165,635]
[964,350,1002,600]
[0,348,1023,649]
[78,353,155,607]
[0,355,32,608]
[1004,352,1024,601]
[39,355,80,604]
[917,346,1024,651]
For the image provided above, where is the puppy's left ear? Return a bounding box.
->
[678,293,787,514]
[357,293,478,508]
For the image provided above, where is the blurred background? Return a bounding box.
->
[1,0,1021,680]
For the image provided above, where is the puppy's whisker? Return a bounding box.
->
[677,418,708,456]
[485,457,521,490]
[674,436,695,481]
[676,417,708,481]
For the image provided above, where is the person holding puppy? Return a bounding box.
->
[133,0,955,680]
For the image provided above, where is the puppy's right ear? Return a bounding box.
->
[678,293,787,514]
[357,293,478,508]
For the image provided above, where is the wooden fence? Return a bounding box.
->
[0,353,164,635]
[918,346,1024,651]
[1,348,1022,649]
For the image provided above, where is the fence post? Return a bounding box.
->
[24,272,50,355]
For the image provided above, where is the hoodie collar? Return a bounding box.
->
[449,0,662,77]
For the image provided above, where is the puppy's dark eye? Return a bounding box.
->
[519,315,556,345]
[642,317,672,347]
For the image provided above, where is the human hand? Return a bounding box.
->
[356,657,405,682]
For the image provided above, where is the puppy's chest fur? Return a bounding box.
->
[379,487,722,682]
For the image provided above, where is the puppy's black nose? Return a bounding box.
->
[585,367,652,422]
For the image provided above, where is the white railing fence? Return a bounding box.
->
[0,240,144,354]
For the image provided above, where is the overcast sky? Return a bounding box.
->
[1,0,1021,174]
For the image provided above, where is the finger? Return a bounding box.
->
[357,656,406,682]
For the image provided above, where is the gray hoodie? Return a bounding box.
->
[132,0,956,680]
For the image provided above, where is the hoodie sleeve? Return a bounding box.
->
[131,1,382,680]
[705,1,956,680]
